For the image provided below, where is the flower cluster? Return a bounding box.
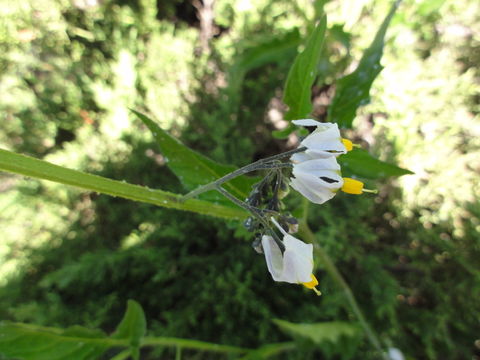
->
[254,119,372,294]
[289,119,367,204]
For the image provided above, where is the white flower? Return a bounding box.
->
[290,157,344,204]
[261,218,320,294]
[261,234,313,283]
[387,348,405,360]
[290,119,351,163]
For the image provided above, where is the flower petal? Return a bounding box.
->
[276,236,313,283]
[293,157,341,173]
[284,235,313,264]
[290,151,313,163]
[301,125,346,154]
[290,174,337,204]
[261,235,284,281]
[292,119,323,127]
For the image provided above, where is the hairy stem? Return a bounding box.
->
[215,185,285,252]
[182,147,304,201]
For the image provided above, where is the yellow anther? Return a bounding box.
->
[341,138,353,152]
[302,274,321,296]
[341,178,364,194]
[341,178,378,195]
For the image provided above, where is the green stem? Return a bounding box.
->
[215,185,285,251]
[299,224,388,359]
[142,337,250,354]
[182,147,304,201]
[110,349,131,360]
[0,148,246,220]
[239,342,296,360]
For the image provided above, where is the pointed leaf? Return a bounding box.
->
[328,1,401,128]
[112,300,146,360]
[283,16,327,120]
[273,320,360,345]
[339,148,413,179]
[0,148,246,219]
[132,110,258,204]
[112,301,146,344]
[0,322,111,360]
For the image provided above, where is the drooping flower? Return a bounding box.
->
[290,157,370,204]
[261,218,320,294]
[290,119,353,163]
[290,157,344,204]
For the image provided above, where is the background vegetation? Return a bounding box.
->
[0,0,479,359]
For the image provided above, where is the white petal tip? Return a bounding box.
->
[292,119,322,127]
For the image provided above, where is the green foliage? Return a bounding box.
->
[0,301,248,360]
[338,149,413,179]
[273,320,360,345]
[228,29,301,106]
[0,1,479,360]
[0,148,245,219]
[112,300,146,360]
[274,320,361,358]
[0,322,110,360]
[328,1,401,128]
[283,17,327,121]
[133,110,257,204]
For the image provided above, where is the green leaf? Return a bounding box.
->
[132,110,258,203]
[417,0,446,15]
[0,148,246,220]
[328,1,401,128]
[0,322,111,360]
[228,30,300,94]
[338,148,413,179]
[283,16,327,120]
[225,30,301,123]
[273,320,360,346]
[239,342,296,360]
[112,300,146,360]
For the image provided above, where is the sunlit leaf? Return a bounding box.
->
[0,322,110,360]
[417,0,446,15]
[328,1,401,128]
[112,300,146,360]
[0,148,246,219]
[339,148,413,179]
[133,110,258,204]
[283,16,327,121]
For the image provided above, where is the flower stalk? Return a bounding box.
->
[181,147,305,201]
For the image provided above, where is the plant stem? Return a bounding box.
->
[215,185,285,252]
[299,224,388,359]
[142,337,249,354]
[182,147,305,201]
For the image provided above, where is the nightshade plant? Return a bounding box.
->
[181,119,377,295]
[0,1,412,359]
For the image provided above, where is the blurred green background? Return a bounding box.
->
[0,0,479,359]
